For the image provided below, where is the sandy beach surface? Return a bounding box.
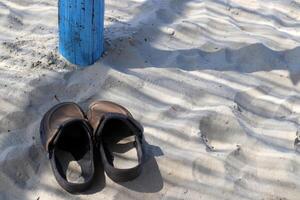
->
[1,0,300,199]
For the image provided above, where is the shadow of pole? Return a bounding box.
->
[102,0,300,84]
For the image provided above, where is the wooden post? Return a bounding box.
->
[58,0,104,66]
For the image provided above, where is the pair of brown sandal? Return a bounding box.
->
[40,101,145,193]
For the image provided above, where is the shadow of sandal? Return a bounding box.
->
[119,142,164,193]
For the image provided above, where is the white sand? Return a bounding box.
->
[1,0,300,199]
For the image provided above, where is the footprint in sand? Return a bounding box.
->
[234,87,299,152]
[192,155,227,187]
[224,145,248,183]
[198,109,247,152]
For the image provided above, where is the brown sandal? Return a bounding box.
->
[40,102,95,193]
[87,101,145,182]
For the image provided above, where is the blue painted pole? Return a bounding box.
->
[58,0,104,66]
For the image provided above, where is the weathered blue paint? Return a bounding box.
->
[59,0,104,66]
